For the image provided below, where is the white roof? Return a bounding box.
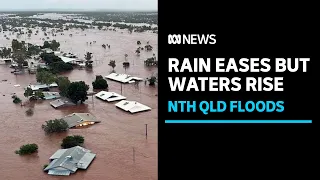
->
[95,91,126,102]
[59,56,76,63]
[26,83,58,91]
[105,73,143,84]
[115,100,151,113]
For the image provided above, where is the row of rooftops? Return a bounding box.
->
[27,73,152,176]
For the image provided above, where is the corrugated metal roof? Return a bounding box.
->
[95,91,126,102]
[78,153,96,169]
[115,100,151,113]
[59,56,77,63]
[26,83,58,91]
[45,146,96,176]
[43,92,61,100]
[50,98,75,108]
[48,169,71,176]
[49,149,67,159]
[62,113,100,128]
[105,73,143,83]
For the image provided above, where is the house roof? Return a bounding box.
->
[25,83,58,91]
[59,56,77,63]
[115,100,151,113]
[105,73,143,84]
[44,146,96,176]
[50,98,76,108]
[95,91,126,102]
[62,113,100,128]
[43,92,61,100]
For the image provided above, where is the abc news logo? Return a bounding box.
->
[168,34,216,45]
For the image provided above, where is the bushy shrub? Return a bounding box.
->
[12,95,22,104]
[61,135,85,148]
[15,143,38,155]
[42,119,69,134]
[25,108,34,116]
[92,75,108,89]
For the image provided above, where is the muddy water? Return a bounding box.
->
[0,28,158,180]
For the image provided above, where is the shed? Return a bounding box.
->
[115,100,151,113]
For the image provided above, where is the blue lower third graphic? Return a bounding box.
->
[165,120,312,123]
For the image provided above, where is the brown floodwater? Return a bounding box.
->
[0,28,158,180]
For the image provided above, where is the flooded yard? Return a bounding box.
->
[0,25,158,180]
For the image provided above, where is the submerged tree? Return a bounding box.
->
[92,75,108,89]
[66,81,89,104]
[56,76,71,97]
[36,70,56,85]
[148,75,158,86]
[145,44,153,51]
[84,52,93,68]
[108,60,116,71]
[24,87,33,99]
[135,48,140,56]
[61,135,84,148]
[15,143,38,155]
[42,119,69,134]
[25,108,34,116]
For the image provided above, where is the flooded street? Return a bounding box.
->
[0,28,158,180]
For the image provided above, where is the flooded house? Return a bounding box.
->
[115,100,151,113]
[25,83,58,91]
[44,146,96,176]
[105,73,143,84]
[50,97,76,108]
[61,113,100,128]
[95,91,126,102]
[42,92,61,100]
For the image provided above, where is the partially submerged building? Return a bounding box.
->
[50,98,76,108]
[115,100,151,113]
[62,113,100,128]
[95,91,126,102]
[44,146,96,176]
[25,83,58,91]
[105,73,143,83]
[0,58,12,64]
[59,56,77,64]
[42,92,61,100]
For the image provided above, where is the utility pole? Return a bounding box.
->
[121,83,123,95]
[92,94,94,107]
[133,147,135,163]
[145,124,148,139]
